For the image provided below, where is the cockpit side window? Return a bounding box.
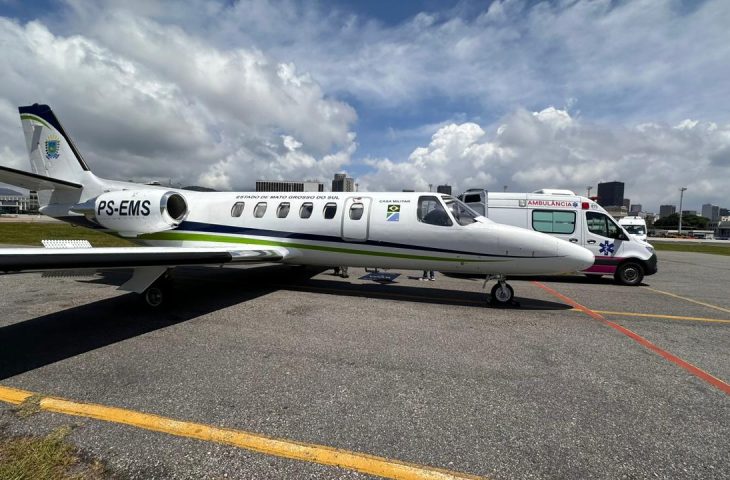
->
[417,196,453,227]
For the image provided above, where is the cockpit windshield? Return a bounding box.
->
[442,196,480,226]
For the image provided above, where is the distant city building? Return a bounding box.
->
[702,203,720,222]
[659,205,676,218]
[605,205,628,219]
[629,204,642,214]
[597,181,624,207]
[0,188,37,214]
[331,173,355,192]
[622,198,631,209]
[255,180,324,192]
[402,189,415,192]
[681,210,697,216]
[720,208,730,217]
[436,185,452,195]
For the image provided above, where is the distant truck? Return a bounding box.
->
[618,216,647,242]
[459,188,657,285]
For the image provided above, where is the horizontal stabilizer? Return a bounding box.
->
[0,165,82,191]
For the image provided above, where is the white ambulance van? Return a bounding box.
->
[460,189,657,285]
[618,216,648,242]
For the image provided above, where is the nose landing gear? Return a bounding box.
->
[484,275,519,307]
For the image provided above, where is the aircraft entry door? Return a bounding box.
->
[341,197,371,242]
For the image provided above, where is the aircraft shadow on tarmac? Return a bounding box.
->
[0,265,316,380]
[0,265,569,379]
[443,272,647,287]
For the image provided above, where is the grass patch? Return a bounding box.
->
[0,426,112,479]
[652,241,730,256]
[14,395,42,419]
[0,223,135,248]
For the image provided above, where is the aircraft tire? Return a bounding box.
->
[490,283,514,306]
[143,285,165,308]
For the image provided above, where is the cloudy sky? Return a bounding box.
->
[1,0,729,212]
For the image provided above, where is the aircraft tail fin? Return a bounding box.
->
[18,104,92,186]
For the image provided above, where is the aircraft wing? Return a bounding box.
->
[0,165,82,191]
[0,246,286,273]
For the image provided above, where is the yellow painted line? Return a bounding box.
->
[582,309,730,324]
[643,287,730,315]
[0,385,34,404]
[0,385,485,480]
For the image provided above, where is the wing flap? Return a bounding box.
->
[0,165,82,191]
[0,246,285,273]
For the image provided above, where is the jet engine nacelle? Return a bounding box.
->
[93,190,188,237]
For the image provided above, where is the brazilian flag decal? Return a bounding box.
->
[386,204,400,222]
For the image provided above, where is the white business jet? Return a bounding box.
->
[0,104,593,307]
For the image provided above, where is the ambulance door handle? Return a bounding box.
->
[587,240,596,244]
[569,238,579,243]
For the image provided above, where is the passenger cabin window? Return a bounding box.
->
[253,202,267,218]
[417,196,453,227]
[443,196,478,226]
[299,202,313,219]
[463,193,482,203]
[532,210,576,234]
[586,211,621,238]
[323,202,337,219]
[349,203,364,220]
[230,202,245,217]
[277,202,290,218]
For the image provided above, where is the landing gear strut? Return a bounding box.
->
[484,275,518,307]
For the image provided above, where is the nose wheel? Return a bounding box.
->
[485,275,519,307]
[490,282,515,306]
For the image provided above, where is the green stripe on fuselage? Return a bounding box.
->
[140,231,504,263]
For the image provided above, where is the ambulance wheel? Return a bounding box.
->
[615,261,644,286]
[490,283,514,306]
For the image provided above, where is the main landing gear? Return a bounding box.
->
[484,275,519,307]
[120,267,175,308]
[143,277,172,308]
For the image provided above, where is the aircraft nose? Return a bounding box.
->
[557,240,595,271]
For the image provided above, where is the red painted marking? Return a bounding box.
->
[532,281,730,395]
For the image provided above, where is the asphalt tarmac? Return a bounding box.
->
[0,250,728,479]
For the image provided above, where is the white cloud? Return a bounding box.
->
[0,14,356,188]
[1,0,728,215]
[169,0,730,123]
[361,107,730,211]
